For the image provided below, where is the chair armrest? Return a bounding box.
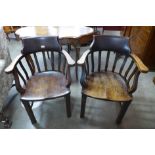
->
[77,49,90,65]
[5,53,23,74]
[62,50,75,66]
[130,53,149,73]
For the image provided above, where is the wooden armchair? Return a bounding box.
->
[5,36,75,124]
[78,35,149,124]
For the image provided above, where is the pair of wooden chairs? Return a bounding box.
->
[5,35,148,125]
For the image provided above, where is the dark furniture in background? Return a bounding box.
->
[5,36,75,124]
[78,35,148,124]
[3,26,21,40]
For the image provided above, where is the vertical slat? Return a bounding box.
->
[13,68,25,94]
[98,51,101,72]
[25,55,35,75]
[119,55,128,75]
[91,52,94,72]
[18,61,29,80]
[33,53,41,72]
[51,52,54,70]
[86,56,89,74]
[42,51,47,71]
[47,51,50,59]
[58,52,61,71]
[62,55,66,74]
[16,68,27,86]
[127,66,137,84]
[105,51,110,71]
[124,60,134,78]
[112,52,118,72]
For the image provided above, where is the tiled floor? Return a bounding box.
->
[1,30,155,129]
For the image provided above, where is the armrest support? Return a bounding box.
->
[77,49,90,65]
[62,50,75,66]
[130,53,149,73]
[5,53,23,74]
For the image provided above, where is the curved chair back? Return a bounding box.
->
[84,35,139,90]
[22,36,62,54]
[91,35,131,55]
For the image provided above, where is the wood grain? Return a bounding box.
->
[83,72,132,102]
[21,71,70,101]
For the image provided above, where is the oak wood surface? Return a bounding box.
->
[21,71,70,101]
[83,72,132,102]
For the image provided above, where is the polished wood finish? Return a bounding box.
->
[124,26,155,70]
[78,35,148,124]
[5,36,75,124]
[15,26,94,80]
[83,72,132,101]
[21,72,70,101]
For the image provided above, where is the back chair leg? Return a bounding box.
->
[22,101,37,124]
[80,94,87,118]
[65,94,71,117]
[116,101,131,124]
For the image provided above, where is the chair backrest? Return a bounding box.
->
[20,36,67,74]
[85,35,139,91]
[91,35,131,55]
[13,36,69,93]
[22,36,62,54]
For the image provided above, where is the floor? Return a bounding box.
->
[1,30,155,129]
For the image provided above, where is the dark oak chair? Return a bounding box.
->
[78,35,149,124]
[5,36,75,124]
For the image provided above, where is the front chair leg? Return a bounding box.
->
[65,94,71,118]
[22,101,37,124]
[116,101,131,124]
[80,94,87,118]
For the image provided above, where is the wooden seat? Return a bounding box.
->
[21,71,70,101]
[78,35,149,124]
[83,72,132,102]
[5,36,75,124]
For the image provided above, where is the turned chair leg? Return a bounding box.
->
[22,101,37,124]
[116,101,131,124]
[80,94,87,118]
[65,94,71,118]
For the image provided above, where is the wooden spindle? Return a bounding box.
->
[42,51,47,71]
[33,53,41,72]
[18,61,29,80]
[51,52,54,70]
[91,52,94,72]
[25,55,35,75]
[119,55,128,75]
[112,52,118,72]
[16,68,27,86]
[98,51,101,72]
[124,60,134,78]
[127,66,137,84]
[13,68,25,94]
[105,51,110,71]
[86,56,89,74]
[58,52,61,71]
